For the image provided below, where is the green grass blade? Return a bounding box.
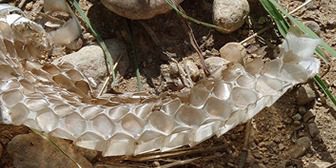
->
[259,0,336,106]
[67,0,115,80]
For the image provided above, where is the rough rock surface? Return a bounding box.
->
[101,0,184,20]
[52,39,128,88]
[213,0,250,33]
[7,133,92,168]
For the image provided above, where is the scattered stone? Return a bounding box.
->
[101,0,184,19]
[283,117,293,124]
[304,21,321,34]
[219,42,247,63]
[53,40,128,88]
[292,113,302,121]
[204,57,229,79]
[52,45,107,88]
[298,106,307,115]
[183,59,200,82]
[303,111,315,123]
[295,85,316,105]
[279,143,285,151]
[7,133,92,168]
[288,136,312,158]
[307,160,333,168]
[307,122,320,138]
[213,0,250,33]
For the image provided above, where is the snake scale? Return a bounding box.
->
[0,4,320,156]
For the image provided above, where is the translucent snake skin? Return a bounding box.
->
[0,4,320,156]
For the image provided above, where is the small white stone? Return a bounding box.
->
[213,0,250,33]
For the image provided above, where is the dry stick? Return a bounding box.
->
[240,0,313,45]
[98,56,121,96]
[158,157,200,168]
[176,5,210,76]
[126,145,228,161]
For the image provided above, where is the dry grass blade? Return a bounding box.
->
[125,145,228,161]
[158,157,200,168]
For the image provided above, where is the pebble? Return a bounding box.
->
[307,122,320,138]
[304,21,321,34]
[279,143,285,151]
[213,0,250,33]
[295,85,316,105]
[7,133,92,168]
[298,106,307,115]
[288,136,312,158]
[292,113,302,121]
[307,160,333,168]
[303,111,315,123]
[183,59,200,82]
[53,39,128,88]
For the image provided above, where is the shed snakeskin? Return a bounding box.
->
[0,4,320,156]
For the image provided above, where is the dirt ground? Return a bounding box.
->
[0,0,335,167]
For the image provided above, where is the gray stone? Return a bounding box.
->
[288,136,312,158]
[295,85,316,105]
[53,40,128,88]
[298,106,307,115]
[7,133,92,168]
[304,21,321,34]
[308,122,320,138]
[292,113,302,121]
[303,111,315,123]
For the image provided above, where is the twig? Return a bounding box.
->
[173,3,209,76]
[126,145,227,161]
[98,57,121,96]
[18,0,28,8]
[158,157,200,168]
[288,0,313,15]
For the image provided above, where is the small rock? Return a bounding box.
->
[53,45,107,87]
[7,133,92,168]
[53,40,128,88]
[298,106,307,115]
[292,113,302,121]
[204,57,230,79]
[295,85,316,105]
[213,0,250,33]
[101,0,184,19]
[304,21,321,34]
[183,59,200,82]
[307,122,320,138]
[288,136,312,158]
[219,42,247,63]
[279,143,285,151]
[303,111,315,123]
[307,160,333,168]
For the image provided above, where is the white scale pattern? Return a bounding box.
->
[0,4,320,156]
